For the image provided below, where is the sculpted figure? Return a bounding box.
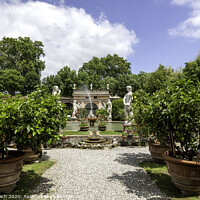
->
[107,99,112,120]
[123,86,133,123]
[52,86,61,95]
[101,102,106,110]
[107,84,109,90]
[72,100,78,119]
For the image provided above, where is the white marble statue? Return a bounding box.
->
[101,102,106,110]
[72,100,78,119]
[52,86,61,95]
[123,86,133,124]
[107,84,109,90]
[107,99,112,120]
[73,84,76,90]
[90,83,93,90]
[77,102,81,109]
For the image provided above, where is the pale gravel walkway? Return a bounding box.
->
[31,147,168,200]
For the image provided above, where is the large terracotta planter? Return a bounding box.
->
[148,142,171,162]
[0,151,24,193]
[98,126,106,131]
[80,126,89,131]
[163,151,200,193]
[22,147,40,162]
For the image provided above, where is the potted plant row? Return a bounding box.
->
[132,89,171,162]
[133,79,200,194]
[0,87,67,193]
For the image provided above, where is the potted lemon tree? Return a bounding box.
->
[0,87,67,193]
[132,89,171,162]
[160,79,200,194]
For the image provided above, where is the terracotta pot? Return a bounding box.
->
[163,151,200,193]
[80,126,89,131]
[98,126,106,131]
[0,150,24,193]
[148,142,171,163]
[22,147,40,162]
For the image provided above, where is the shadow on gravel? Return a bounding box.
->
[108,170,168,200]
[114,152,151,167]
[11,170,55,199]
[108,151,168,200]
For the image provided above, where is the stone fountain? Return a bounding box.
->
[80,131,110,149]
[87,110,97,126]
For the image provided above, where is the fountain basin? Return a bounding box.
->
[88,118,97,126]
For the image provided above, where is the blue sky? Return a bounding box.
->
[0,0,200,76]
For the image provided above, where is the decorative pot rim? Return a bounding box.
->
[148,142,171,148]
[163,151,200,167]
[0,150,25,164]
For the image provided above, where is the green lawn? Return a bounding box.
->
[100,130,122,135]
[139,161,200,200]
[62,130,90,136]
[61,130,123,136]
[8,160,55,199]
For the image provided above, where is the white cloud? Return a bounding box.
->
[0,0,138,77]
[169,0,200,39]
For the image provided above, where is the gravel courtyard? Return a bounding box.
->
[31,146,168,200]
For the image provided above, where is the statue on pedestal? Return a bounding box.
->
[52,86,61,95]
[101,102,106,110]
[107,84,109,90]
[123,86,133,124]
[107,99,112,121]
[72,100,78,119]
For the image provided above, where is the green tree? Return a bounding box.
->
[78,54,132,96]
[0,37,45,95]
[100,54,132,78]
[42,66,78,97]
[145,65,178,94]
[22,71,40,95]
[0,69,25,96]
[0,37,45,77]
[136,71,149,90]
[112,98,125,121]
[57,66,77,97]
[42,75,58,94]
[183,56,200,82]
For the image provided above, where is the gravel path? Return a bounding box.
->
[31,147,168,200]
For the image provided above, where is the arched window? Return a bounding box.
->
[85,103,98,116]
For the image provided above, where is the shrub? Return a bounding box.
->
[0,87,67,159]
[112,99,125,121]
[133,80,200,161]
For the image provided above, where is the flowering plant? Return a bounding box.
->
[79,120,89,127]
[96,109,108,126]
[98,120,107,126]
[77,108,88,127]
